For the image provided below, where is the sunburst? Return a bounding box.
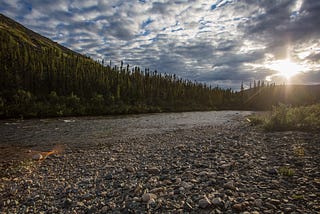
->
[265,59,305,81]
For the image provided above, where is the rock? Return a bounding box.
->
[232,203,244,211]
[212,197,223,207]
[199,196,211,209]
[142,193,157,202]
[183,202,193,211]
[133,197,140,202]
[126,166,135,172]
[175,177,182,183]
[148,167,160,174]
[179,187,185,192]
[76,201,85,207]
[101,206,109,213]
[254,199,263,207]
[267,168,278,175]
[100,191,108,197]
[63,198,72,208]
[224,181,236,190]
[105,174,113,180]
[265,202,277,209]
[134,183,143,194]
[181,181,193,189]
[198,171,208,176]
[150,187,165,193]
[225,189,233,196]
[269,198,280,205]
[107,201,116,209]
[32,153,43,161]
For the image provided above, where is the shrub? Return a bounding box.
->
[249,103,320,132]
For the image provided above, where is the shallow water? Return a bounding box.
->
[0,111,252,149]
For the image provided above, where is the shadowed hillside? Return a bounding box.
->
[0,14,235,118]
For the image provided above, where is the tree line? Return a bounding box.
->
[0,28,240,118]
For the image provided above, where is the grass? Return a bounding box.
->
[278,166,295,177]
[292,194,304,200]
[248,103,320,132]
[293,145,305,157]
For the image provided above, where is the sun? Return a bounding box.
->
[267,59,304,80]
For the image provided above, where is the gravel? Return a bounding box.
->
[1,116,320,213]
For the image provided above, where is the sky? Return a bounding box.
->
[0,0,320,89]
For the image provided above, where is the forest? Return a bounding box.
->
[1,14,320,118]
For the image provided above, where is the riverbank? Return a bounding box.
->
[1,114,319,213]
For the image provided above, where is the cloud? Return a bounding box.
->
[0,0,319,90]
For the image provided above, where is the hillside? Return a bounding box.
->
[0,14,80,56]
[0,14,234,118]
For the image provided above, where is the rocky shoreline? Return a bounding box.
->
[1,117,320,213]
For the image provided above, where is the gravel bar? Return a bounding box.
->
[1,116,319,213]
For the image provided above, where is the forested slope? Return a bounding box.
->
[0,14,235,118]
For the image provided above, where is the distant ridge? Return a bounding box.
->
[242,84,320,110]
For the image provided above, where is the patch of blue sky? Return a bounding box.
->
[171,27,183,32]
[149,37,159,42]
[199,25,211,30]
[140,30,151,36]
[24,2,32,12]
[216,0,234,8]
[142,18,153,28]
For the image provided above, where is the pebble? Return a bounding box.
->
[147,167,160,174]
[32,153,43,161]
[254,199,263,207]
[142,193,157,202]
[232,203,244,211]
[212,197,223,207]
[224,181,236,190]
[198,196,211,209]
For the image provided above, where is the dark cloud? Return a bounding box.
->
[108,20,135,41]
[240,0,320,52]
[150,2,170,14]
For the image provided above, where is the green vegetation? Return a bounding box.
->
[278,166,295,177]
[0,14,240,118]
[292,194,304,200]
[1,14,320,118]
[293,145,305,157]
[249,104,320,132]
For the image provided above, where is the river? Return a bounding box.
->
[0,111,252,151]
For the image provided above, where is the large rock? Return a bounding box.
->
[199,196,211,209]
[147,167,160,174]
[212,197,223,207]
[142,193,157,202]
[224,181,236,190]
[32,153,43,161]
